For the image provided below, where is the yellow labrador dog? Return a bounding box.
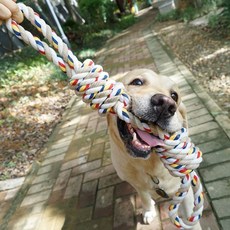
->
[107,69,201,229]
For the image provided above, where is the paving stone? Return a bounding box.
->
[61,116,81,128]
[198,137,230,154]
[45,146,69,158]
[85,119,98,136]
[64,137,92,161]
[57,124,76,135]
[64,174,83,199]
[199,161,230,182]
[187,107,209,120]
[77,115,90,130]
[52,133,74,144]
[29,202,46,215]
[33,165,60,184]
[212,197,230,218]
[182,93,197,101]
[206,178,230,199]
[41,153,65,166]
[28,179,55,195]
[21,190,51,207]
[75,206,93,224]
[35,216,58,230]
[96,187,114,209]
[191,129,225,145]
[161,219,178,230]
[189,121,219,136]
[199,210,220,230]
[93,135,109,145]
[186,102,204,113]
[189,114,213,127]
[23,213,42,230]
[84,164,115,182]
[78,180,98,208]
[61,156,88,171]
[136,216,162,230]
[203,192,212,211]
[78,145,91,157]
[183,96,200,107]
[0,190,7,201]
[115,182,136,198]
[50,139,72,150]
[53,169,71,191]
[53,130,76,143]
[5,187,20,200]
[98,173,122,189]
[0,177,25,191]
[200,148,230,168]
[88,143,104,161]
[0,201,11,220]
[71,159,101,176]
[37,164,53,175]
[66,217,113,230]
[215,114,230,139]
[102,147,112,166]
[48,189,65,204]
[105,141,110,149]
[74,128,86,139]
[96,119,108,132]
[113,196,135,230]
[7,213,28,230]
[220,219,230,230]
[94,187,114,218]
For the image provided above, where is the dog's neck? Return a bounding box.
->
[147,174,169,199]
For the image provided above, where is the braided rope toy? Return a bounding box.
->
[4,3,204,229]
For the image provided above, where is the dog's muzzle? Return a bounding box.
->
[117,118,165,159]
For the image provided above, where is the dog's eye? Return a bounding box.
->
[171,91,178,102]
[129,78,144,86]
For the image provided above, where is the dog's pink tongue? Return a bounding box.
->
[135,129,165,147]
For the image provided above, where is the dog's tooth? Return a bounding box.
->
[133,132,137,141]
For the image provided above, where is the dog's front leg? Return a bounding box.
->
[137,189,157,224]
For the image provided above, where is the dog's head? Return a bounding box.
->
[116,69,187,159]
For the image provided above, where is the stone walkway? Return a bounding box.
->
[1,7,230,230]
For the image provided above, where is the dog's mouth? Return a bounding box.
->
[117,118,165,159]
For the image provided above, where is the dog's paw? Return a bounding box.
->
[143,209,157,224]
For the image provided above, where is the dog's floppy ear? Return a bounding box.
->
[179,102,188,129]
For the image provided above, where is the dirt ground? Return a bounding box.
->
[153,20,230,117]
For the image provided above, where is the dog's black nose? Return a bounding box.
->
[151,94,176,118]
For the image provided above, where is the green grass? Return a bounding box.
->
[0,47,67,88]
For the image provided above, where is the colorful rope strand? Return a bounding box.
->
[157,128,204,228]
[4,3,204,229]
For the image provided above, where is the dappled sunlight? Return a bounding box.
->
[9,205,66,229]
[194,47,230,64]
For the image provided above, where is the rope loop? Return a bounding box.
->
[156,128,204,228]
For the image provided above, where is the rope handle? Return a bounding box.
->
[4,3,204,229]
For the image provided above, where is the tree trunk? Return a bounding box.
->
[63,0,78,22]
[115,0,126,13]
